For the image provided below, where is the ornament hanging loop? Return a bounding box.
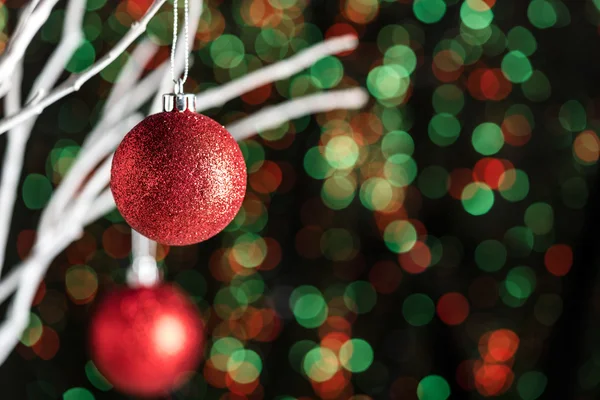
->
[166,0,193,112]
[170,0,190,86]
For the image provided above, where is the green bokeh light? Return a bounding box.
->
[344,281,377,314]
[507,26,537,56]
[418,375,451,400]
[432,84,464,115]
[310,56,344,89]
[505,266,536,300]
[475,240,507,272]
[559,100,587,132]
[367,65,411,100]
[500,169,530,202]
[303,347,338,382]
[290,286,328,328]
[428,113,461,147]
[23,173,52,210]
[384,220,417,253]
[339,339,374,373]
[460,1,494,30]
[472,122,504,155]
[227,349,263,384]
[524,202,554,235]
[502,51,533,83]
[403,293,435,326]
[385,45,417,74]
[63,388,95,400]
[518,371,548,400]
[384,154,417,187]
[528,0,557,29]
[522,70,551,102]
[85,361,112,391]
[382,130,414,159]
[211,34,245,69]
[325,136,360,170]
[413,0,447,24]
[461,182,494,216]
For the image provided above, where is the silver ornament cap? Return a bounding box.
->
[163,79,196,112]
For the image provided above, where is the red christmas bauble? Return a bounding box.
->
[111,110,247,245]
[88,284,205,397]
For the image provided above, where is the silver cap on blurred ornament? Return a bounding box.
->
[163,79,196,112]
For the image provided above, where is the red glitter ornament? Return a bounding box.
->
[88,284,205,397]
[110,93,246,246]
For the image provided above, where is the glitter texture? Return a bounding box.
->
[88,284,205,397]
[110,110,247,245]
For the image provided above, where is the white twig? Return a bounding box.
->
[27,0,85,103]
[0,0,59,97]
[127,231,159,287]
[0,64,24,271]
[85,64,168,149]
[104,39,159,109]
[82,189,115,226]
[195,34,358,111]
[0,0,86,278]
[0,236,75,364]
[228,88,369,141]
[12,1,42,40]
[0,0,168,136]
[39,114,142,234]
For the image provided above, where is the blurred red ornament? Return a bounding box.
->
[89,284,205,397]
[111,94,247,246]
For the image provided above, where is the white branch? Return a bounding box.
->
[104,39,159,109]
[127,231,159,287]
[0,64,24,271]
[0,0,59,97]
[0,0,86,277]
[12,1,41,40]
[0,0,168,136]
[195,34,358,112]
[27,0,85,103]
[228,88,369,141]
[82,189,115,226]
[39,114,142,234]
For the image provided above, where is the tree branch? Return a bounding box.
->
[0,0,59,98]
[195,34,358,112]
[0,0,168,136]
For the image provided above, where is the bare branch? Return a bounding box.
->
[0,0,168,136]
[104,39,159,109]
[0,64,24,271]
[195,34,359,112]
[228,88,369,141]
[0,0,60,97]
[0,0,86,277]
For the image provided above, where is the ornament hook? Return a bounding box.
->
[163,80,195,112]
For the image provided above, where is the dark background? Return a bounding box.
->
[1,0,600,399]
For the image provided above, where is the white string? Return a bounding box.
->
[170,0,189,86]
